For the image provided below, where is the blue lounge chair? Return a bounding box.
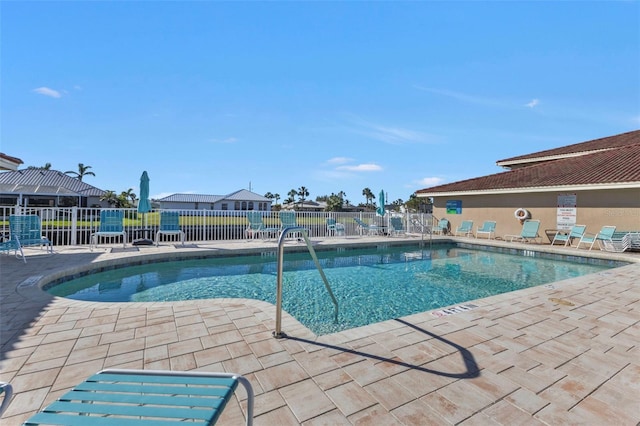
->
[0,381,13,416]
[326,218,345,236]
[353,217,382,236]
[90,210,127,250]
[279,211,305,238]
[434,218,449,235]
[246,211,279,240]
[551,224,587,247]
[475,221,496,239]
[8,215,54,261]
[576,225,616,250]
[24,369,254,426]
[156,211,185,246]
[454,220,474,237]
[0,236,25,263]
[389,217,406,237]
[505,220,541,243]
[601,231,639,253]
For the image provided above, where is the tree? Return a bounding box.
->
[297,186,309,209]
[65,163,95,181]
[326,193,344,211]
[274,193,280,205]
[27,163,52,170]
[100,190,119,207]
[123,188,137,205]
[362,188,375,208]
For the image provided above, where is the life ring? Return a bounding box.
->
[514,208,530,220]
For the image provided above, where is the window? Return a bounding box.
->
[241,201,247,210]
[248,202,254,210]
[235,201,240,210]
[221,203,228,210]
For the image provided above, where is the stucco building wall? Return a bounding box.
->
[431,188,640,241]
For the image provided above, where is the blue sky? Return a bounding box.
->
[3,1,639,205]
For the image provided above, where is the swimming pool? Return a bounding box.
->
[47,243,621,335]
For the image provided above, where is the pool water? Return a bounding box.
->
[48,244,616,335]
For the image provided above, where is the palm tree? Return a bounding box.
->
[100,190,119,207]
[297,186,309,209]
[65,163,95,181]
[27,163,52,170]
[123,188,137,205]
[274,193,280,205]
[362,188,375,208]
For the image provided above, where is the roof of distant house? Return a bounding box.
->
[157,189,270,203]
[0,153,24,171]
[417,130,640,196]
[0,168,106,196]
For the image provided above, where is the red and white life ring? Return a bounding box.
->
[514,208,530,220]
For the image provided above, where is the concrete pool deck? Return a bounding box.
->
[1,236,639,425]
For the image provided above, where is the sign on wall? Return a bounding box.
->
[557,194,577,230]
[446,200,462,214]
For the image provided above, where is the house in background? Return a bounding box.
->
[0,153,23,171]
[157,189,272,211]
[0,168,108,207]
[416,130,640,239]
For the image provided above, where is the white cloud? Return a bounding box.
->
[414,86,508,108]
[336,163,383,172]
[326,157,352,165]
[416,177,444,187]
[346,116,433,145]
[32,87,62,98]
[210,137,238,144]
[525,99,540,108]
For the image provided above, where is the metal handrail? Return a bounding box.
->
[273,226,338,339]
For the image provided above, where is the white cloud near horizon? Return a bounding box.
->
[525,99,540,108]
[32,87,62,98]
[336,163,383,172]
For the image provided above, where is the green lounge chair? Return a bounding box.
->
[505,220,541,243]
[90,210,127,251]
[389,217,406,237]
[24,369,254,426]
[576,225,616,250]
[246,211,279,240]
[475,221,496,239]
[326,218,345,236]
[353,217,382,236]
[155,211,185,246]
[454,220,474,237]
[0,381,12,416]
[8,215,54,261]
[434,218,449,235]
[551,224,587,247]
[279,211,304,238]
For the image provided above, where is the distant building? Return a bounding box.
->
[417,130,640,237]
[0,153,23,171]
[0,168,107,207]
[156,189,272,211]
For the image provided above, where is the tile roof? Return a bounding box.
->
[496,129,640,167]
[0,169,105,196]
[417,136,640,195]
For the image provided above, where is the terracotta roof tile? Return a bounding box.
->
[417,142,640,195]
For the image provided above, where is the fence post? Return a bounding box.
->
[71,207,78,246]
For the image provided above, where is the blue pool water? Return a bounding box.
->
[47,244,617,335]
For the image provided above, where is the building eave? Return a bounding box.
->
[417,182,640,197]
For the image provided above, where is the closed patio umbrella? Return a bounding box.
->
[376,189,385,217]
[134,171,153,245]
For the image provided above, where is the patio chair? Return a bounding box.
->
[0,235,25,263]
[576,225,616,250]
[389,217,406,237]
[505,219,541,243]
[326,218,345,236]
[91,210,127,251]
[0,381,12,417]
[551,224,587,247]
[475,221,496,239]
[433,218,450,235]
[246,211,279,240]
[156,211,185,247]
[8,215,54,261]
[601,231,638,253]
[279,211,305,239]
[353,217,382,236]
[24,369,254,426]
[454,220,474,237]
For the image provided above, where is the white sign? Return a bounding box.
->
[557,194,577,230]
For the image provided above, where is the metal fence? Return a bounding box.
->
[0,206,433,246]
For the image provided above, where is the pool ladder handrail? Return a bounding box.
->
[273,226,338,339]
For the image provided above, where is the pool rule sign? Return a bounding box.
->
[557,194,577,230]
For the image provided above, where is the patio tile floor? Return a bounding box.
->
[1,237,639,425]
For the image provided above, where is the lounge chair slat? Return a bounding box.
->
[42,400,217,421]
[74,382,235,398]
[87,372,238,388]
[61,388,230,408]
[25,412,196,426]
